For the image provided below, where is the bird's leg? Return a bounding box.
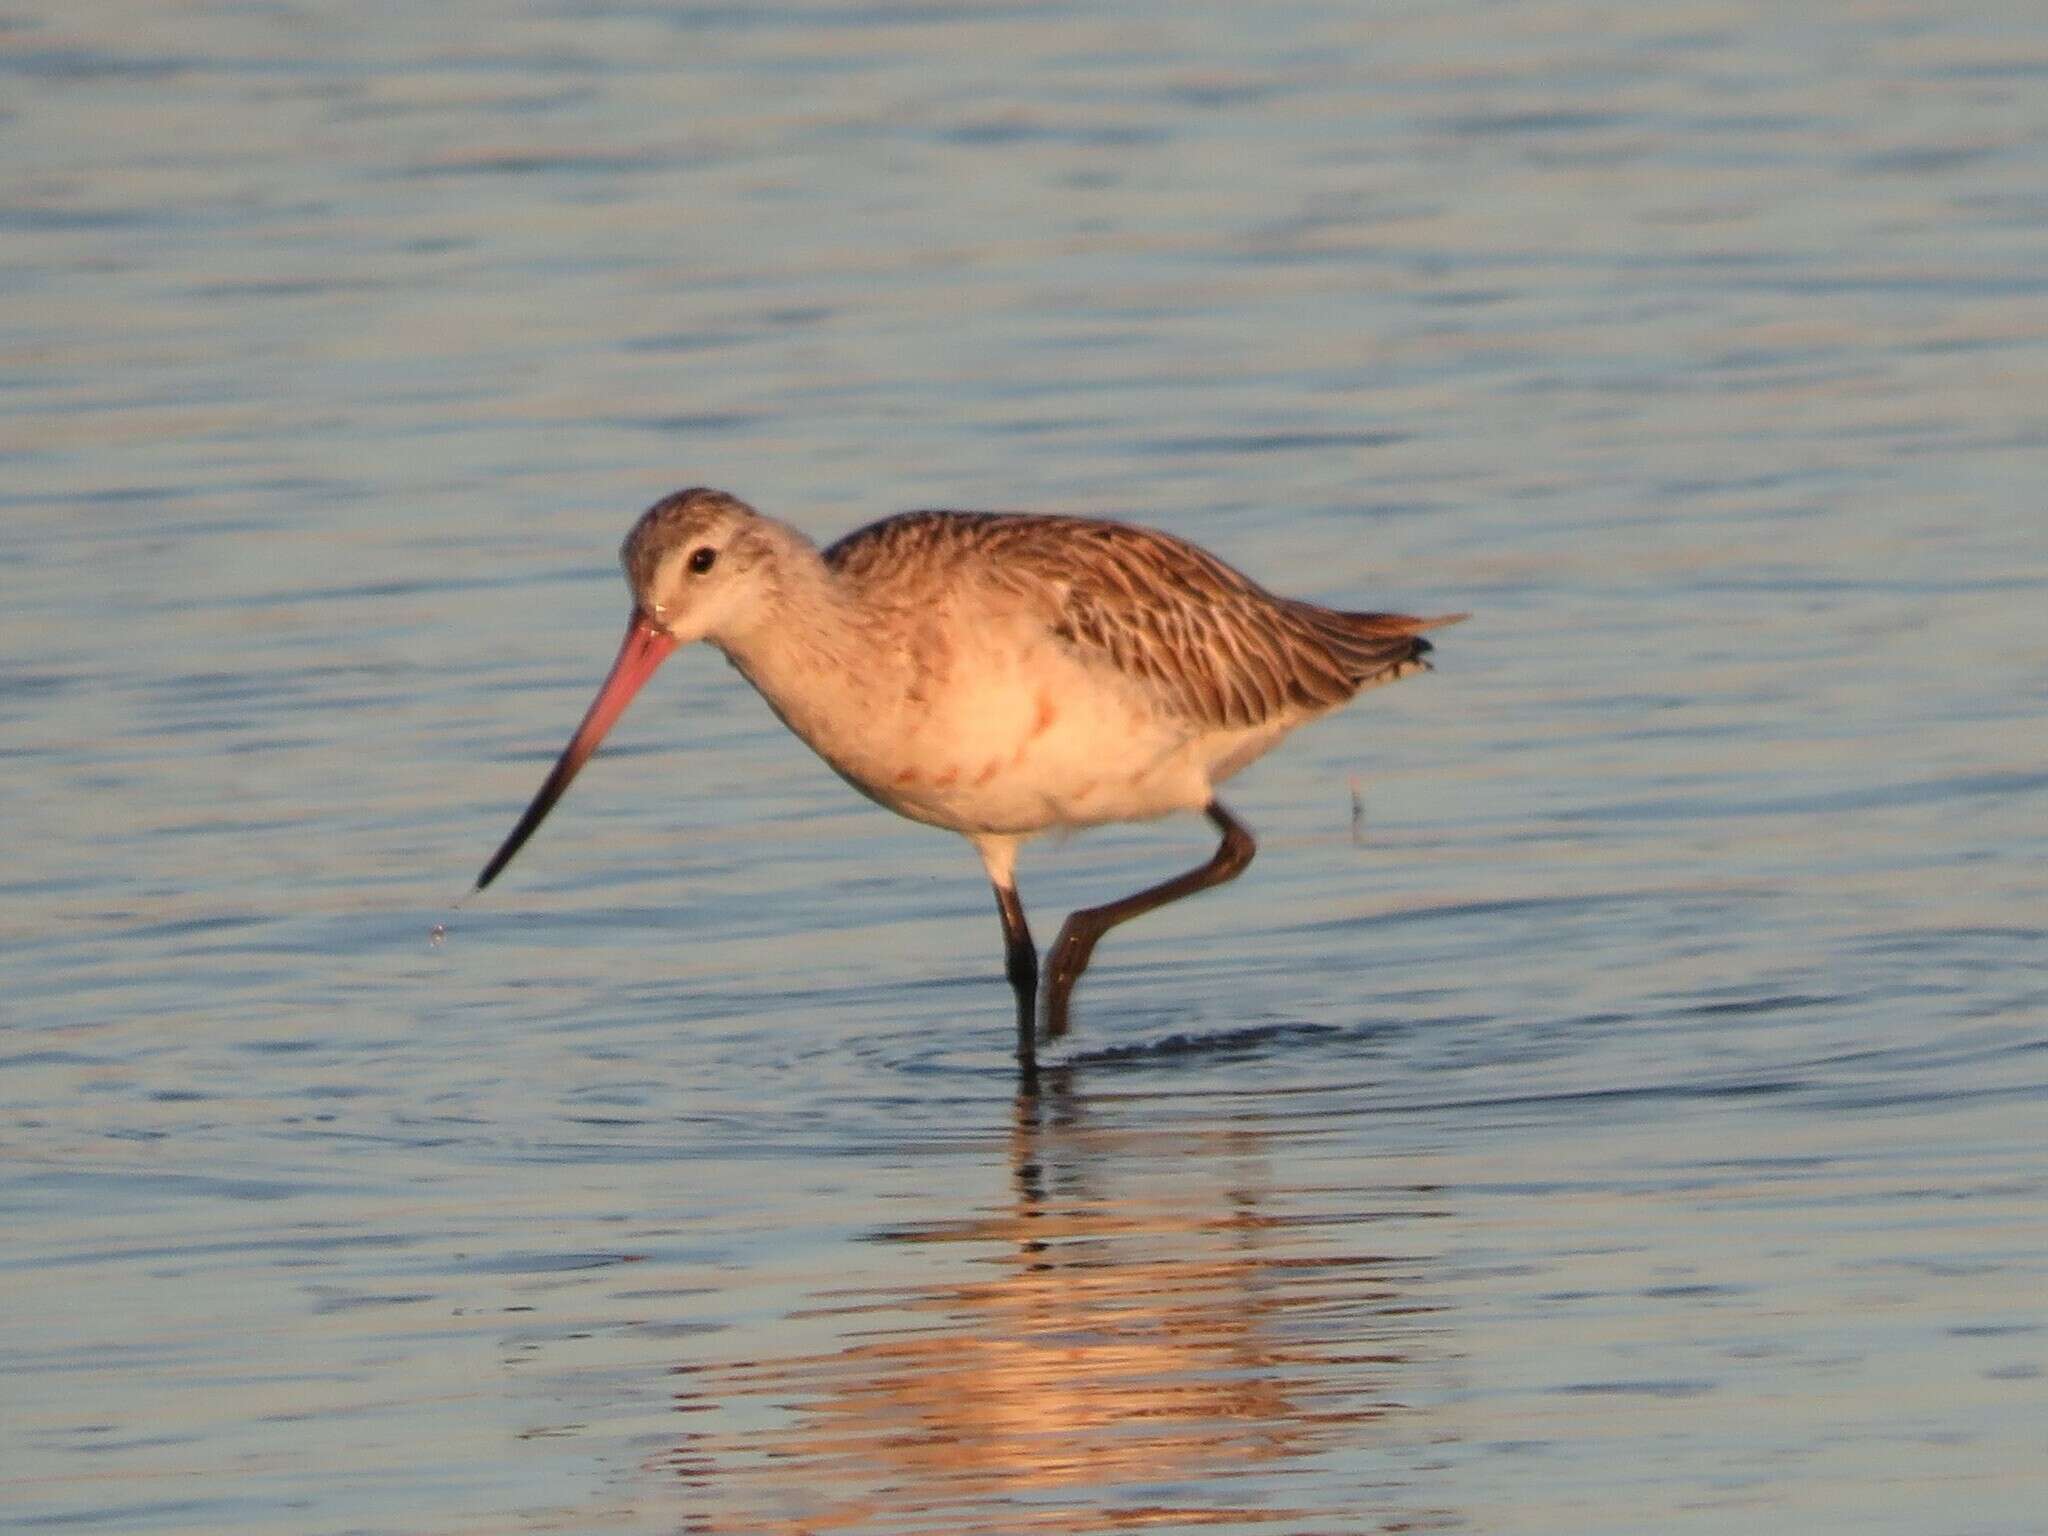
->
[992,880,1040,1079]
[1043,801,1257,1040]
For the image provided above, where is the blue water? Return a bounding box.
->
[4,2,2045,1531]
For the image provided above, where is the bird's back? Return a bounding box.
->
[825,509,1458,732]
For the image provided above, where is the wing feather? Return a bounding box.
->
[825,510,1459,731]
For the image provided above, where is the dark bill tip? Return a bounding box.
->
[474,615,679,892]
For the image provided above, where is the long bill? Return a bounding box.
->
[474,613,679,892]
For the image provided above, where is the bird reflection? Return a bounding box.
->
[662,1066,1451,1531]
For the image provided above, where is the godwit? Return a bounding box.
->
[475,488,1461,1074]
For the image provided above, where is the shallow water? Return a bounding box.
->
[4,1,2046,1531]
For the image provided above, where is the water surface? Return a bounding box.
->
[4,2,2046,1531]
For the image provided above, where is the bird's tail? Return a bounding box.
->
[1314,609,1468,692]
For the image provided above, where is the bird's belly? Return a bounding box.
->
[917,762,1196,833]
[755,630,1297,838]
[860,668,1213,836]
[881,749,1203,834]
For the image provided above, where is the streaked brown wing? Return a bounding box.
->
[827,511,1453,732]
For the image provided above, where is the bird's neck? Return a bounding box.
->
[709,530,877,760]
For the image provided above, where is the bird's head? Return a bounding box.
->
[473,486,776,893]
[623,486,781,647]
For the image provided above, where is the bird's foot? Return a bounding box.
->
[1040,923,1102,1041]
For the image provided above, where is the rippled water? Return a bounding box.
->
[5,2,2046,1531]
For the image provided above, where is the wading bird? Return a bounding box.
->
[475,488,1460,1076]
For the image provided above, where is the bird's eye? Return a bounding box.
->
[688,546,717,575]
